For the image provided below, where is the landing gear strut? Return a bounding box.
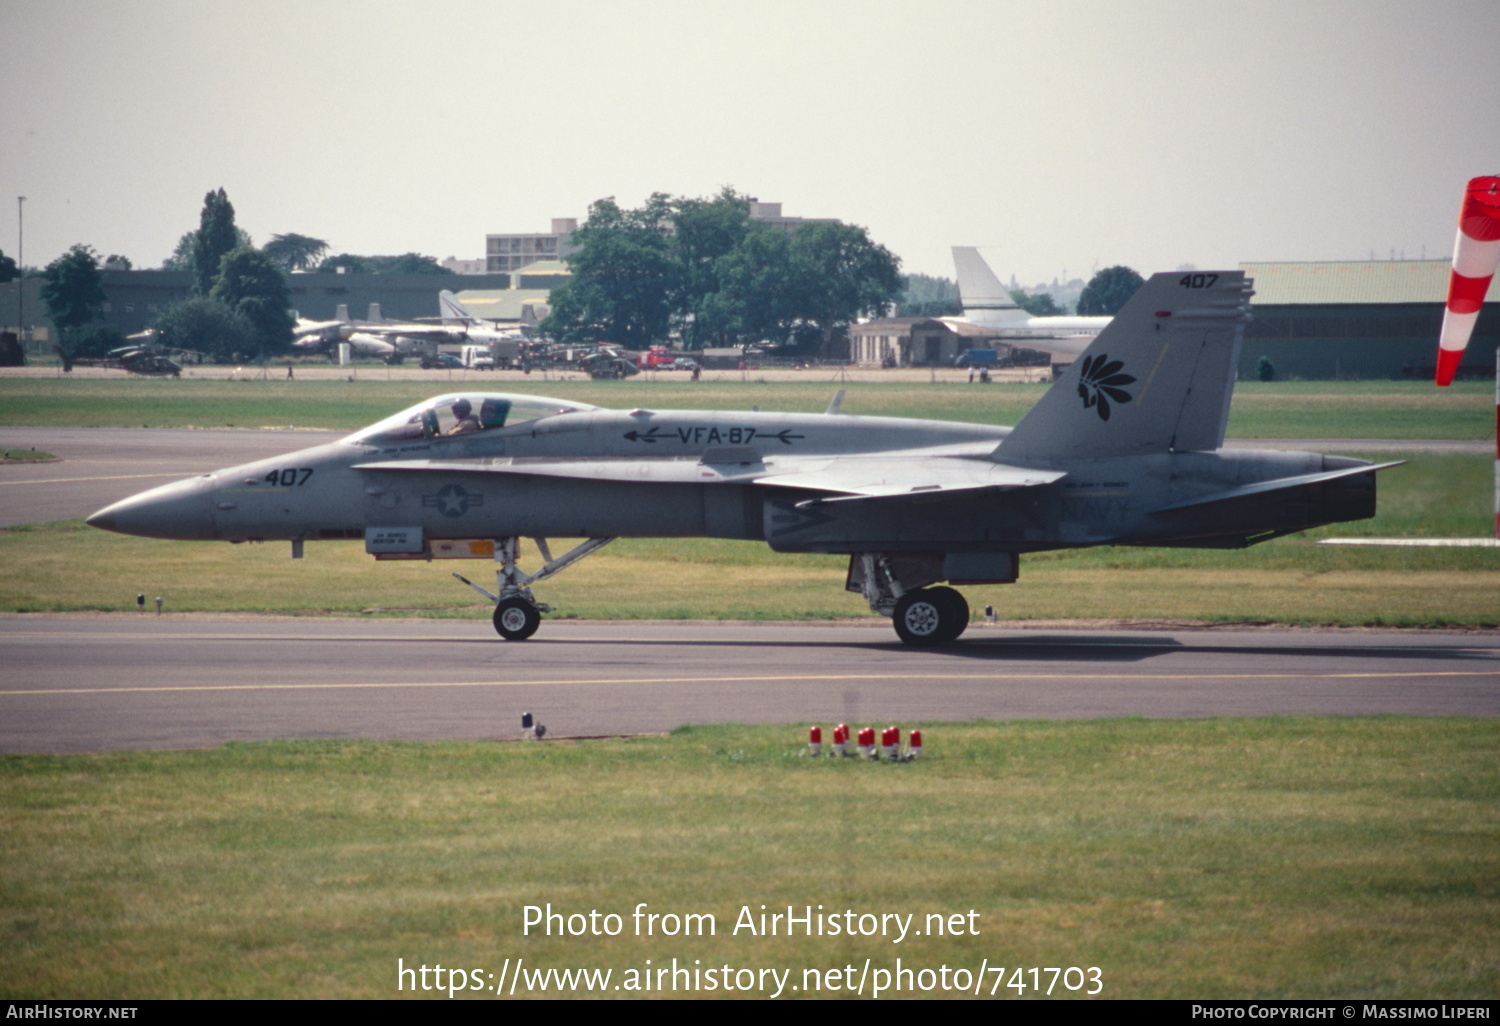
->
[452,536,616,640]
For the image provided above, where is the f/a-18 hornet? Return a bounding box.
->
[88,271,1399,646]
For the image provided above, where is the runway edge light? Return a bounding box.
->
[808,725,822,757]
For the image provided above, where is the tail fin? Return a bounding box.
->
[439,290,478,326]
[334,303,350,322]
[952,246,1026,325]
[998,271,1253,462]
[366,303,384,323]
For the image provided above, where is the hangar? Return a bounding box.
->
[1239,260,1498,380]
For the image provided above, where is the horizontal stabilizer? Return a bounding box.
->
[1149,461,1404,514]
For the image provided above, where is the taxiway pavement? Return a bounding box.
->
[2,617,1495,753]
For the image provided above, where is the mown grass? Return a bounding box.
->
[0,378,1492,438]
[1,720,1495,999]
[3,453,1496,625]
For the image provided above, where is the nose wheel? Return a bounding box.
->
[493,597,541,640]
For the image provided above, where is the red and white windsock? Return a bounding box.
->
[1436,175,1500,386]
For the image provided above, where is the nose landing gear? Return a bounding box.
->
[451,536,616,640]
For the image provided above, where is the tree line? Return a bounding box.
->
[540,189,903,356]
[32,190,457,363]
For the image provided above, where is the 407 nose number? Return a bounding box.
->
[264,468,314,486]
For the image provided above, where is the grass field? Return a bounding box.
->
[1,720,1495,999]
[0,377,1493,438]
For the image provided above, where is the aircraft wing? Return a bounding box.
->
[354,454,1065,501]
[755,459,1065,504]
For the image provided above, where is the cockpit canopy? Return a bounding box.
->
[344,393,597,446]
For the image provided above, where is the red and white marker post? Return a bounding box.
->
[1436,176,1500,387]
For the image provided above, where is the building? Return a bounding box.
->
[0,269,514,350]
[746,199,833,235]
[849,318,1018,367]
[1239,260,1499,379]
[486,218,578,274]
[452,260,573,328]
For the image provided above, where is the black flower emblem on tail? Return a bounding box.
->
[1076,353,1136,422]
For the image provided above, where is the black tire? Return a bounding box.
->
[492,597,541,640]
[893,589,956,647]
[924,586,970,642]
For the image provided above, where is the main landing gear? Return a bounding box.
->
[850,553,972,647]
[893,586,970,647]
[452,536,616,641]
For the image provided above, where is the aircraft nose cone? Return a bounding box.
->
[86,476,216,540]
[84,506,117,532]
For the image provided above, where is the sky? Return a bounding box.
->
[2,0,1497,286]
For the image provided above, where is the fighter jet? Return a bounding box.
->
[87,271,1399,646]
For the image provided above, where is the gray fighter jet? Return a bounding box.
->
[87,271,1399,646]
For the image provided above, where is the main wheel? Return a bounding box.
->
[492,597,541,640]
[893,589,957,647]
[924,586,970,642]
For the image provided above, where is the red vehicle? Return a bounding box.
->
[637,346,676,369]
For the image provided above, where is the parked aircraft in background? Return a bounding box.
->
[292,293,527,362]
[88,271,1398,646]
[948,246,1111,356]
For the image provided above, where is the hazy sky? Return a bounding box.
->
[3,0,1496,284]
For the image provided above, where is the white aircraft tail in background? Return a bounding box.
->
[948,246,1111,357]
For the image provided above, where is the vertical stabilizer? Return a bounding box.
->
[439,290,479,326]
[998,271,1253,462]
[952,247,1026,325]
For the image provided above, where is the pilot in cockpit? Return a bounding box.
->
[448,398,481,435]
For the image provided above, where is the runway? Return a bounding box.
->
[2,616,1496,753]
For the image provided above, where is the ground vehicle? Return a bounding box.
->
[461,345,495,370]
[421,353,464,370]
[955,348,999,367]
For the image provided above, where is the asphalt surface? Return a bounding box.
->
[1,617,1496,753]
[0,426,1484,528]
[3,428,1494,755]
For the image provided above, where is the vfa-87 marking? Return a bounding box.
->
[624,425,803,445]
[88,271,1400,646]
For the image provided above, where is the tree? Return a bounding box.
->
[102,254,133,271]
[261,233,329,272]
[41,245,107,335]
[1011,289,1062,316]
[1077,265,1144,315]
[788,221,903,357]
[209,247,294,359]
[696,225,800,348]
[0,249,19,284]
[314,252,452,275]
[152,297,257,363]
[316,253,368,274]
[540,196,678,348]
[192,188,239,296]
